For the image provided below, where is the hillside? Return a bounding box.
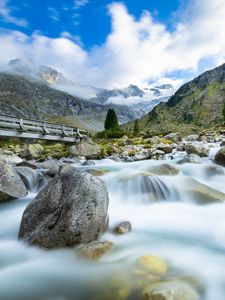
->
[125,63,225,135]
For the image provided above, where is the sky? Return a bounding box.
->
[0,0,225,88]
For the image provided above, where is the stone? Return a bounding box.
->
[143,281,199,300]
[157,143,173,154]
[69,139,101,159]
[16,161,37,169]
[23,144,44,160]
[144,164,180,176]
[76,241,114,261]
[163,133,181,143]
[113,221,132,234]
[149,136,161,145]
[15,167,45,191]
[215,146,225,166]
[184,178,225,204]
[82,160,95,166]
[177,154,202,164]
[0,154,23,164]
[204,164,224,177]
[0,159,27,202]
[151,150,165,159]
[185,135,199,141]
[185,144,209,157]
[137,255,168,274]
[18,165,109,248]
[37,159,63,177]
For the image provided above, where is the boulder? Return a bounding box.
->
[185,135,199,141]
[177,154,202,164]
[18,165,109,248]
[0,159,27,202]
[148,136,161,144]
[157,143,173,154]
[15,167,45,191]
[76,241,114,261]
[0,154,23,164]
[113,221,132,234]
[143,281,199,300]
[16,161,37,169]
[23,144,44,160]
[204,164,224,177]
[69,140,101,159]
[164,133,181,143]
[143,164,180,176]
[215,146,225,166]
[37,159,63,177]
[137,255,168,275]
[82,160,95,166]
[185,144,209,157]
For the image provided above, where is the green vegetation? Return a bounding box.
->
[104,109,119,130]
[223,101,225,121]
[133,119,140,136]
[98,109,126,139]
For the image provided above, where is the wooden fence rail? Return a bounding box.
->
[0,115,88,143]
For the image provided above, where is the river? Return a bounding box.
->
[0,150,225,300]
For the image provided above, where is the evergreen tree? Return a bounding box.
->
[133,119,140,136]
[223,101,225,120]
[104,109,119,130]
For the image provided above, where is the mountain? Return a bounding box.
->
[5,58,175,122]
[124,63,225,135]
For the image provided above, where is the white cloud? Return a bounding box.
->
[0,0,225,88]
[48,7,60,22]
[0,0,27,27]
[74,0,89,10]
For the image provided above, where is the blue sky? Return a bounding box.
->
[0,0,225,88]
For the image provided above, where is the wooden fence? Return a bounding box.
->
[0,115,88,143]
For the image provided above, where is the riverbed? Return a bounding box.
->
[1,152,225,300]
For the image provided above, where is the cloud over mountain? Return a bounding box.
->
[0,0,225,88]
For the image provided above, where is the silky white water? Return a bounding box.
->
[1,155,225,300]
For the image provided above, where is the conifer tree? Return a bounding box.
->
[104,109,119,130]
[133,119,140,136]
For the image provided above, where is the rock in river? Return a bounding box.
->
[18,165,109,248]
[0,159,27,202]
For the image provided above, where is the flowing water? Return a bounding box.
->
[1,152,225,300]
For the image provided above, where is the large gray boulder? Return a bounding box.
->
[69,139,101,159]
[23,143,44,160]
[185,143,209,157]
[215,146,225,166]
[18,165,109,248]
[0,159,27,202]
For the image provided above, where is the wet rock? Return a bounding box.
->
[15,167,45,191]
[204,164,224,177]
[123,156,134,162]
[108,155,121,162]
[87,169,109,177]
[113,221,132,234]
[144,164,180,176]
[185,135,199,141]
[23,144,44,160]
[185,144,209,157]
[82,160,95,166]
[133,154,148,161]
[0,154,23,164]
[37,159,63,177]
[177,154,202,164]
[18,166,109,248]
[143,281,199,300]
[69,139,101,159]
[0,159,27,202]
[76,241,114,261]
[60,157,85,164]
[151,150,165,159]
[137,255,168,274]
[215,146,225,166]
[148,136,161,144]
[164,133,181,143]
[157,143,173,154]
[184,178,225,203]
[16,161,37,169]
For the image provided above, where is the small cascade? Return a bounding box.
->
[105,170,178,204]
[15,167,47,194]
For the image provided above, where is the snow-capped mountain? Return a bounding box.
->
[5,58,175,123]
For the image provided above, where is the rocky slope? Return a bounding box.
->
[125,63,225,135]
[1,58,175,129]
